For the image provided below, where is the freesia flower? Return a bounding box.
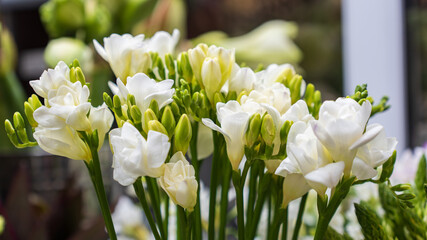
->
[311,98,382,177]
[110,122,171,186]
[202,101,251,170]
[255,63,296,87]
[222,63,256,94]
[33,106,92,161]
[115,73,175,123]
[351,124,397,180]
[275,121,345,207]
[112,196,144,235]
[188,44,235,101]
[391,144,427,184]
[158,151,198,211]
[94,30,179,82]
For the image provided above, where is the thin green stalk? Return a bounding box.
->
[133,179,161,240]
[268,208,286,240]
[247,173,272,239]
[163,198,169,240]
[208,131,221,240]
[267,194,272,237]
[246,164,259,225]
[189,122,202,240]
[177,205,187,240]
[232,171,245,240]
[145,177,165,239]
[282,207,288,240]
[218,158,232,240]
[292,193,308,240]
[89,149,117,240]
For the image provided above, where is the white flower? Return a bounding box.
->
[116,73,175,122]
[158,151,198,211]
[29,61,71,100]
[145,29,180,58]
[110,123,171,186]
[112,196,144,234]
[88,103,115,150]
[391,145,427,184]
[311,98,381,177]
[188,44,235,101]
[352,124,397,180]
[263,100,313,155]
[222,63,256,94]
[33,106,92,161]
[275,121,345,207]
[94,30,179,82]
[94,33,150,82]
[195,123,214,160]
[202,101,251,170]
[255,63,296,87]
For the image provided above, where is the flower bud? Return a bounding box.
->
[261,114,275,146]
[390,184,411,192]
[113,95,124,118]
[103,92,113,109]
[148,120,169,137]
[75,67,86,86]
[178,52,193,82]
[170,101,181,118]
[161,106,176,138]
[13,112,25,131]
[201,58,222,101]
[165,53,176,79]
[213,92,225,107]
[149,99,159,117]
[127,94,136,107]
[28,94,42,110]
[280,121,293,147]
[174,114,192,154]
[24,102,38,128]
[246,113,261,147]
[4,119,15,135]
[143,109,158,133]
[130,105,142,123]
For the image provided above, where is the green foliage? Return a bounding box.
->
[415,154,427,201]
[354,202,387,240]
[348,84,390,117]
[324,227,353,240]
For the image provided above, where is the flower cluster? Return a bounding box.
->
[5,29,412,240]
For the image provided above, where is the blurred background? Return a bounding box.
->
[0,0,425,239]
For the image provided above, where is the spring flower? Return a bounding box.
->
[222,63,256,94]
[255,63,296,87]
[158,151,198,211]
[112,196,145,237]
[94,30,179,82]
[391,144,427,184]
[351,124,397,180]
[32,106,92,161]
[188,44,235,101]
[202,101,251,170]
[115,73,175,122]
[311,98,382,177]
[110,122,171,186]
[275,121,345,207]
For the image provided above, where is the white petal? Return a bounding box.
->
[305,161,345,195]
[351,157,378,180]
[282,173,311,207]
[349,124,383,150]
[146,130,171,169]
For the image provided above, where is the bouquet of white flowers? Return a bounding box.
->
[5,29,423,240]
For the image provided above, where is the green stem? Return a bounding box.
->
[177,206,187,240]
[89,149,117,240]
[232,171,245,240]
[133,179,161,240]
[218,158,232,240]
[292,193,308,240]
[246,164,259,225]
[282,208,288,240]
[268,208,286,240]
[163,198,169,239]
[208,131,221,240]
[247,173,271,240]
[146,177,165,239]
[189,122,202,240]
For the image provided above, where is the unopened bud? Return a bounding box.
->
[391,184,411,192]
[29,94,42,110]
[127,94,136,106]
[246,113,261,147]
[113,95,123,117]
[174,114,192,154]
[91,129,99,149]
[4,119,15,135]
[13,112,25,131]
[213,92,225,107]
[75,67,86,85]
[148,120,169,136]
[161,106,176,137]
[143,108,158,133]
[261,114,275,146]
[149,99,159,117]
[103,92,113,109]
[280,121,292,146]
[24,102,37,128]
[130,105,142,123]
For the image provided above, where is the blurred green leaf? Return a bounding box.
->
[354,202,387,240]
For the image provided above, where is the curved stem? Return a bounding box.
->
[218,158,232,240]
[145,177,165,239]
[133,179,162,240]
[89,149,117,240]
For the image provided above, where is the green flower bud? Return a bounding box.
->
[143,108,158,133]
[13,112,25,131]
[113,95,123,118]
[290,75,303,104]
[246,113,261,147]
[130,105,142,123]
[4,119,15,135]
[182,89,191,107]
[261,114,275,146]
[390,184,411,192]
[178,52,193,82]
[161,106,176,138]
[149,99,159,117]
[174,114,192,154]
[148,120,169,136]
[170,101,181,118]
[237,90,248,103]
[227,91,237,101]
[213,92,225,107]
[165,53,176,79]
[91,129,99,150]
[75,67,86,86]
[156,58,166,80]
[103,92,113,109]
[127,94,136,106]
[280,120,293,146]
[29,94,42,110]
[397,193,416,200]
[304,83,315,105]
[70,67,77,83]
[24,102,37,128]
[72,59,80,68]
